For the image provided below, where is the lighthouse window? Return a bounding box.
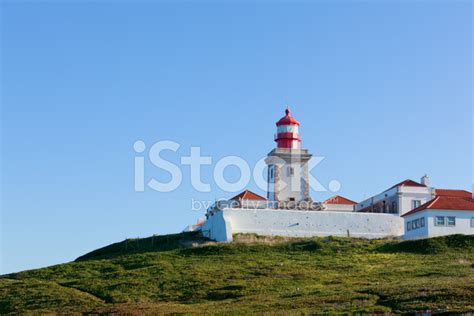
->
[277,125,297,133]
[287,167,294,176]
[270,168,274,179]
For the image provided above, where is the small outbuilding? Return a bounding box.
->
[402,191,474,240]
[322,195,357,212]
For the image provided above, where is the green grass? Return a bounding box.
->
[1,234,473,314]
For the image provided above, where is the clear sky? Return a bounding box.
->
[1,1,472,274]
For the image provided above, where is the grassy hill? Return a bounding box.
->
[1,233,473,314]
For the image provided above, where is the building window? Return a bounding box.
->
[408,217,425,231]
[471,218,474,228]
[391,202,397,213]
[447,216,456,227]
[435,216,445,226]
[412,200,421,209]
[287,167,294,177]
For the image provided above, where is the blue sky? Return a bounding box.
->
[1,1,472,274]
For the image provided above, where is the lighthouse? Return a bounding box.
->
[265,107,312,204]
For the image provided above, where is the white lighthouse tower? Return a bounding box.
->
[265,107,312,204]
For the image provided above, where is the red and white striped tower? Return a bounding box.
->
[265,107,312,203]
[275,107,301,149]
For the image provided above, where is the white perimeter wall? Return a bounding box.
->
[201,208,404,242]
[201,211,233,242]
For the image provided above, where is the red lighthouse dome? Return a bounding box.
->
[275,107,301,149]
[276,108,300,126]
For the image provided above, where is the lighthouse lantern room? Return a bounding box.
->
[275,107,301,149]
[265,107,312,204]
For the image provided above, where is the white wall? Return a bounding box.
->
[403,210,474,240]
[278,162,304,202]
[427,210,473,237]
[398,187,434,215]
[355,185,434,215]
[202,208,404,241]
[402,214,429,240]
[201,211,232,242]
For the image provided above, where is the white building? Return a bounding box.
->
[322,195,357,212]
[354,178,436,216]
[402,190,474,240]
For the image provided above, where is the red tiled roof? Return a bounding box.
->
[230,190,267,201]
[402,196,474,217]
[323,195,357,205]
[386,179,426,191]
[435,189,472,198]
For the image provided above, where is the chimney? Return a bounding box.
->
[420,174,429,186]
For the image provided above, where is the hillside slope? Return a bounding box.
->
[1,234,473,314]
